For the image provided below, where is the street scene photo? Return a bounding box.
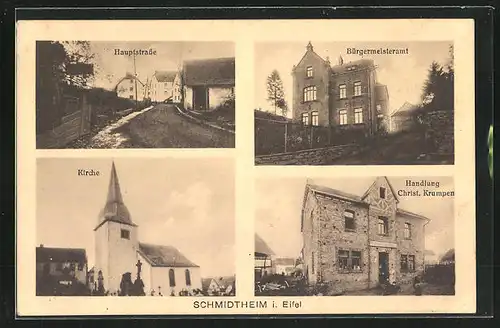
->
[36,158,235,296]
[255,176,455,296]
[254,41,454,165]
[36,41,235,149]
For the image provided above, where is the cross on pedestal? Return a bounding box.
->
[136,260,142,279]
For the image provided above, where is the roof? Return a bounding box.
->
[293,42,329,72]
[113,74,145,91]
[183,57,235,86]
[154,71,177,83]
[361,176,400,203]
[36,246,87,264]
[397,208,430,222]
[331,58,375,75]
[138,242,199,268]
[95,162,136,230]
[274,257,295,266]
[212,276,236,288]
[308,183,366,204]
[255,234,275,256]
[391,101,418,117]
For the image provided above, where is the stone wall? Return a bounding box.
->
[421,110,454,155]
[255,144,358,165]
[315,195,370,292]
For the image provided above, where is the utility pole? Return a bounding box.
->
[133,52,138,110]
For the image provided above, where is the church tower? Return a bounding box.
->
[94,162,139,294]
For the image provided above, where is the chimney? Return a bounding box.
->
[40,244,44,248]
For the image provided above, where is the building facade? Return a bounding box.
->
[115,75,145,100]
[301,177,429,292]
[182,57,235,111]
[151,71,181,103]
[292,42,390,136]
[93,162,202,295]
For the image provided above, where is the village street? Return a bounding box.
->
[71,103,235,149]
[328,130,454,165]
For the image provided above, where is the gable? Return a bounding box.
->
[293,49,329,78]
[361,177,399,215]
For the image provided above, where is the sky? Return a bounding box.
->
[37,158,235,278]
[68,41,234,90]
[254,41,452,117]
[255,176,454,260]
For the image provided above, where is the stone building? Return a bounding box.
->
[292,42,389,136]
[301,177,430,292]
[93,162,202,295]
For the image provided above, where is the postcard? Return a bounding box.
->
[16,18,475,316]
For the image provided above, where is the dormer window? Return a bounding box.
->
[379,187,386,199]
[306,66,313,78]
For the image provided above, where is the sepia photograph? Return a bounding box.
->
[36,41,235,149]
[254,41,454,165]
[255,176,455,296]
[36,158,235,297]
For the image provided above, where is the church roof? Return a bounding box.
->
[255,234,274,256]
[95,162,137,231]
[138,243,199,268]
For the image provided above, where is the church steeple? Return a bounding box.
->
[306,41,314,52]
[95,161,136,230]
[338,54,344,65]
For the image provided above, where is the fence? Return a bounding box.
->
[36,86,145,149]
[423,263,455,285]
[255,117,368,156]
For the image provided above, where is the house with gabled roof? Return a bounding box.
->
[182,57,235,111]
[389,101,419,133]
[114,73,146,101]
[301,176,430,292]
[93,162,201,295]
[151,70,181,103]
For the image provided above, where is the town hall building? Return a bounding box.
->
[292,42,390,136]
[301,177,430,292]
[93,162,202,295]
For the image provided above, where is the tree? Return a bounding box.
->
[266,70,287,116]
[60,41,97,88]
[419,44,454,112]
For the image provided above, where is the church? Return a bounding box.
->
[93,162,202,295]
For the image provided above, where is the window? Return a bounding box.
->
[311,111,319,126]
[311,252,315,274]
[185,269,191,286]
[400,255,408,272]
[338,250,349,270]
[404,223,412,239]
[129,86,133,91]
[169,269,176,287]
[306,66,313,78]
[408,255,415,272]
[354,81,362,96]
[401,254,416,272]
[339,84,347,99]
[376,104,382,112]
[129,95,134,100]
[354,107,363,124]
[121,229,130,239]
[339,109,347,125]
[344,210,355,231]
[378,217,389,235]
[338,249,362,272]
[301,113,309,125]
[379,187,386,199]
[303,86,317,102]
